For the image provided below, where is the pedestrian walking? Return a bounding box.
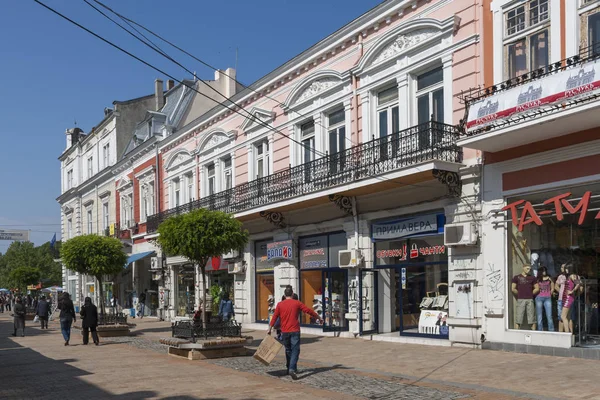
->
[0,295,5,313]
[137,289,147,319]
[80,297,99,346]
[12,297,26,337]
[267,287,321,380]
[58,292,76,346]
[218,292,235,322]
[36,295,50,329]
[33,296,38,310]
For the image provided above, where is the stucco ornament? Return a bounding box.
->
[296,78,339,103]
[202,133,229,152]
[373,29,438,64]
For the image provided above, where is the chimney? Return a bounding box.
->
[154,79,164,110]
[167,79,175,90]
[224,68,236,98]
[66,127,84,149]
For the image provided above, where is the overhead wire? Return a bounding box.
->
[89,0,359,149]
[36,0,454,193]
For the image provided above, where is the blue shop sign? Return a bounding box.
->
[372,213,445,241]
[267,240,293,261]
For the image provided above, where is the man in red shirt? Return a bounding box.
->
[267,286,321,380]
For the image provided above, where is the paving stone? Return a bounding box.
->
[209,356,470,400]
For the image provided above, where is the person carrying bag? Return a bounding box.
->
[80,297,99,346]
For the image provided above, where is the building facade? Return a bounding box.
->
[143,0,488,347]
[459,0,600,352]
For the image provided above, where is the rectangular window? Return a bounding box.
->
[589,12,600,56]
[87,157,93,179]
[255,140,269,179]
[102,144,110,168]
[174,179,180,207]
[207,164,215,196]
[328,109,346,174]
[505,0,548,37]
[301,121,315,164]
[87,209,93,234]
[128,194,133,227]
[67,169,73,190]
[141,186,149,222]
[67,218,73,239]
[102,203,109,231]
[223,156,233,190]
[185,173,194,202]
[416,67,444,148]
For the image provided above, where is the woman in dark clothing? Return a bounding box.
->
[12,297,26,337]
[58,292,76,346]
[36,295,50,329]
[80,297,99,346]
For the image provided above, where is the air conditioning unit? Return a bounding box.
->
[223,249,239,260]
[338,249,362,268]
[150,256,162,270]
[444,222,478,246]
[228,262,246,274]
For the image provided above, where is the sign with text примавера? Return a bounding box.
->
[0,229,29,241]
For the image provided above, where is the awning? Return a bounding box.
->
[125,251,155,267]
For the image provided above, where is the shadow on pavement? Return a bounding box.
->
[0,318,160,399]
[130,325,172,336]
[246,335,323,348]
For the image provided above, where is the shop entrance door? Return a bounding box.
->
[358,269,378,335]
[323,269,348,332]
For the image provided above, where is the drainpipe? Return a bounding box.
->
[155,145,160,214]
[351,197,359,253]
[351,35,365,146]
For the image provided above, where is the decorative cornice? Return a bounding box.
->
[372,28,438,64]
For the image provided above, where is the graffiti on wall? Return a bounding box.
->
[485,263,503,302]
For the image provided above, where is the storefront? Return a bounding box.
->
[299,232,348,332]
[372,212,449,338]
[502,183,600,346]
[175,264,195,317]
[255,239,274,323]
[206,256,235,316]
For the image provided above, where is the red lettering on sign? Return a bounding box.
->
[561,191,591,225]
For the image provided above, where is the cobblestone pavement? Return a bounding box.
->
[104,335,168,353]
[210,356,470,400]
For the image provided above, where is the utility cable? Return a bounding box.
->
[90,0,358,150]
[37,0,327,159]
[38,0,454,193]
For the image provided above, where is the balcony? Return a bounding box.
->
[458,44,600,152]
[146,121,462,233]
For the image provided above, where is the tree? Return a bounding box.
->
[9,266,41,292]
[157,209,249,331]
[61,235,127,315]
[0,241,62,290]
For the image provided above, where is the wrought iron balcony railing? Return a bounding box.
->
[458,44,600,137]
[146,121,461,233]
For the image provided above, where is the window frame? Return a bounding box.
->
[102,202,109,231]
[185,173,194,202]
[206,163,216,196]
[66,169,74,190]
[415,67,445,125]
[376,86,400,139]
[87,157,93,179]
[222,156,233,190]
[254,140,270,179]
[102,143,110,169]
[503,1,551,80]
[86,208,93,234]
[173,178,181,207]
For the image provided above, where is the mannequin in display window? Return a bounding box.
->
[560,272,582,334]
[512,264,539,330]
[535,266,554,331]
[554,263,569,332]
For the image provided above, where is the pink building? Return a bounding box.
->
[148,0,487,346]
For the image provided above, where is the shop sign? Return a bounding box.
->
[375,243,446,261]
[267,240,293,261]
[502,191,599,232]
[300,236,328,269]
[372,214,438,240]
[206,256,228,271]
[467,58,600,130]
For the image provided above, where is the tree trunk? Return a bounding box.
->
[201,265,207,333]
[96,275,105,318]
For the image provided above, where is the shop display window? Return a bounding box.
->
[256,273,274,322]
[374,232,448,337]
[176,264,195,317]
[505,184,600,344]
[301,270,322,324]
[299,232,348,329]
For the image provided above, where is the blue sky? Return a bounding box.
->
[0,0,383,250]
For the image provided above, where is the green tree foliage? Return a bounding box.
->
[157,209,248,329]
[61,235,127,314]
[0,240,62,290]
[9,266,41,292]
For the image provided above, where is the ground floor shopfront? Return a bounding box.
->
[238,183,481,346]
[481,138,600,351]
